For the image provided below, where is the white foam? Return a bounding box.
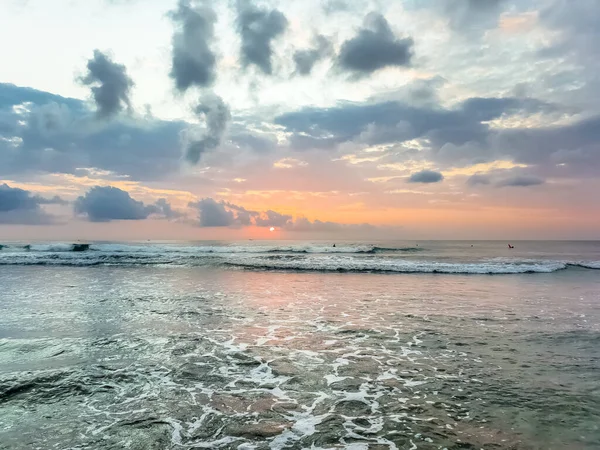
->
[577,261,600,269]
[165,418,183,445]
[325,374,349,385]
[228,255,569,274]
[1,242,597,276]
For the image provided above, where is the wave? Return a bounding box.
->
[0,243,89,253]
[2,252,598,274]
[264,246,421,254]
[368,246,423,253]
[574,261,600,270]
[0,243,598,274]
[0,243,420,255]
[226,258,573,274]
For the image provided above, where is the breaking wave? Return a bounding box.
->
[227,258,576,274]
[0,243,90,252]
[0,242,598,274]
[0,243,424,255]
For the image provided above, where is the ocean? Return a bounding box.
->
[0,240,599,449]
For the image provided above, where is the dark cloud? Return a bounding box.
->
[3,83,577,187]
[276,96,550,150]
[0,183,63,224]
[188,198,377,231]
[0,84,270,180]
[467,171,545,188]
[0,184,44,212]
[496,175,545,187]
[80,50,134,118]
[152,198,183,219]
[0,83,183,180]
[189,198,235,227]
[467,173,491,186]
[408,170,444,184]
[236,0,288,75]
[185,94,231,164]
[479,115,600,177]
[74,186,177,222]
[254,210,292,227]
[221,200,257,226]
[337,12,413,77]
[293,35,333,76]
[189,199,281,228]
[168,0,217,91]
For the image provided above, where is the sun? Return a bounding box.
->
[269,227,275,232]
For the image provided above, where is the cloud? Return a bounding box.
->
[184,93,231,164]
[337,12,413,77]
[188,197,377,231]
[0,84,274,180]
[230,131,276,152]
[168,0,217,91]
[322,0,350,14]
[152,198,183,219]
[275,94,555,160]
[0,183,63,224]
[467,173,491,186]
[275,96,536,145]
[189,198,236,227]
[74,186,177,222]
[236,0,288,75]
[188,199,289,228]
[221,200,256,226]
[496,175,545,187]
[0,83,578,187]
[293,35,333,75]
[484,115,600,176]
[286,217,375,233]
[0,84,179,180]
[254,210,292,227]
[36,195,69,206]
[408,170,444,183]
[80,50,134,118]
[440,0,507,33]
[540,0,600,60]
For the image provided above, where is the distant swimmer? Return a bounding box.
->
[333,244,336,248]
[508,244,514,249]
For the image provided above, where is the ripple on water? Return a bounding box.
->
[1,267,599,449]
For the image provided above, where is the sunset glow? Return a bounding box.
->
[0,0,598,240]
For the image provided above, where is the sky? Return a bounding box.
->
[0,0,599,240]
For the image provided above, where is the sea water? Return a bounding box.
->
[0,241,599,449]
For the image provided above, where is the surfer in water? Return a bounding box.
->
[508,244,514,249]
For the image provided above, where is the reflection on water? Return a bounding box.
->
[0,266,599,449]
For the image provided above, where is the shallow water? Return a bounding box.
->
[0,242,599,449]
